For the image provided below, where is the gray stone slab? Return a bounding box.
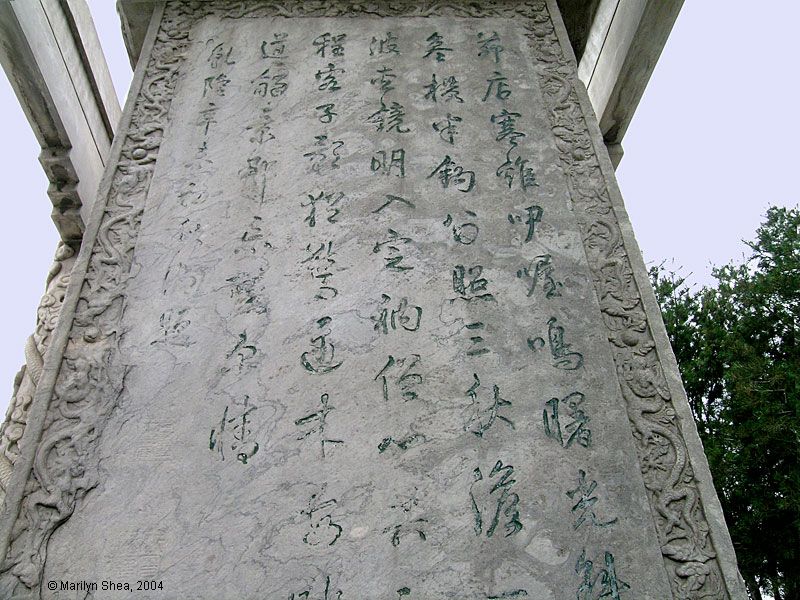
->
[0,2,745,599]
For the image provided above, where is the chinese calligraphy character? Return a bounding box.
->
[575,550,630,600]
[429,155,476,192]
[424,74,464,103]
[302,241,338,300]
[301,317,343,374]
[528,316,584,370]
[464,374,514,436]
[443,210,479,245]
[478,31,504,63]
[197,103,219,136]
[372,194,415,214]
[382,491,428,546]
[370,31,400,56]
[154,308,192,347]
[295,393,344,457]
[209,397,259,464]
[302,191,344,227]
[313,32,346,58]
[483,71,511,102]
[225,268,269,316]
[378,433,426,454]
[452,265,495,302]
[316,102,337,123]
[371,295,422,334]
[464,321,489,356]
[260,32,288,59]
[497,155,537,190]
[491,110,526,148]
[301,490,342,546]
[375,354,422,402]
[207,41,235,68]
[423,32,452,62]
[252,67,288,97]
[368,101,411,133]
[235,214,273,256]
[304,135,344,172]
[288,575,343,600]
[517,254,562,299]
[373,229,414,271]
[543,391,592,449]
[508,205,543,242]
[370,65,397,96]
[225,330,257,372]
[432,113,462,145]
[315,63,344,92]
[566,470,618,529]
[246,104,276,145]
[470,460,522,538]
[203,73,230,98]
[370,148,406,177]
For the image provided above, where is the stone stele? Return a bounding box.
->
[0,1,747,599]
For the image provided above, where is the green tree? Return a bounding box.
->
[650,206,800,600]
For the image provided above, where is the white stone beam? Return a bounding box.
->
[577,0,684,168]
[0,0,121,244]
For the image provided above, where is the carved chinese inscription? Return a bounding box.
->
[463,374,514,437]
[575,550,630,600]
[0,5,734,600]
[543,391,592,449]
[295,393,344,457]
[470,460,523,538]
[566,469,618,530]
[382,490,429,547]
[301,490,343,546]
[209,396,260,464]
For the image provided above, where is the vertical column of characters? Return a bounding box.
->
[286,30,350,600]
[476,25,625,596]
[200,35,262,468]
[419,31,526,565]
[154,37,239,383]
[364,29,427,462]
[361,30,432,576]
[295,29,348,450]
[218,30,291,333]
[207,30,294,469]
[422,30,514,461]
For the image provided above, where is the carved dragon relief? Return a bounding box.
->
[524,3,729,598]
[0,243,77,507]
[0,3,201,596]
[169,0,542,19]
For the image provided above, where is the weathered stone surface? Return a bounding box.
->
[0,243,76,507]
[0,2,745,599]
[0,0,120,497]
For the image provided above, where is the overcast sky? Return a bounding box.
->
[0,1,798,419]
